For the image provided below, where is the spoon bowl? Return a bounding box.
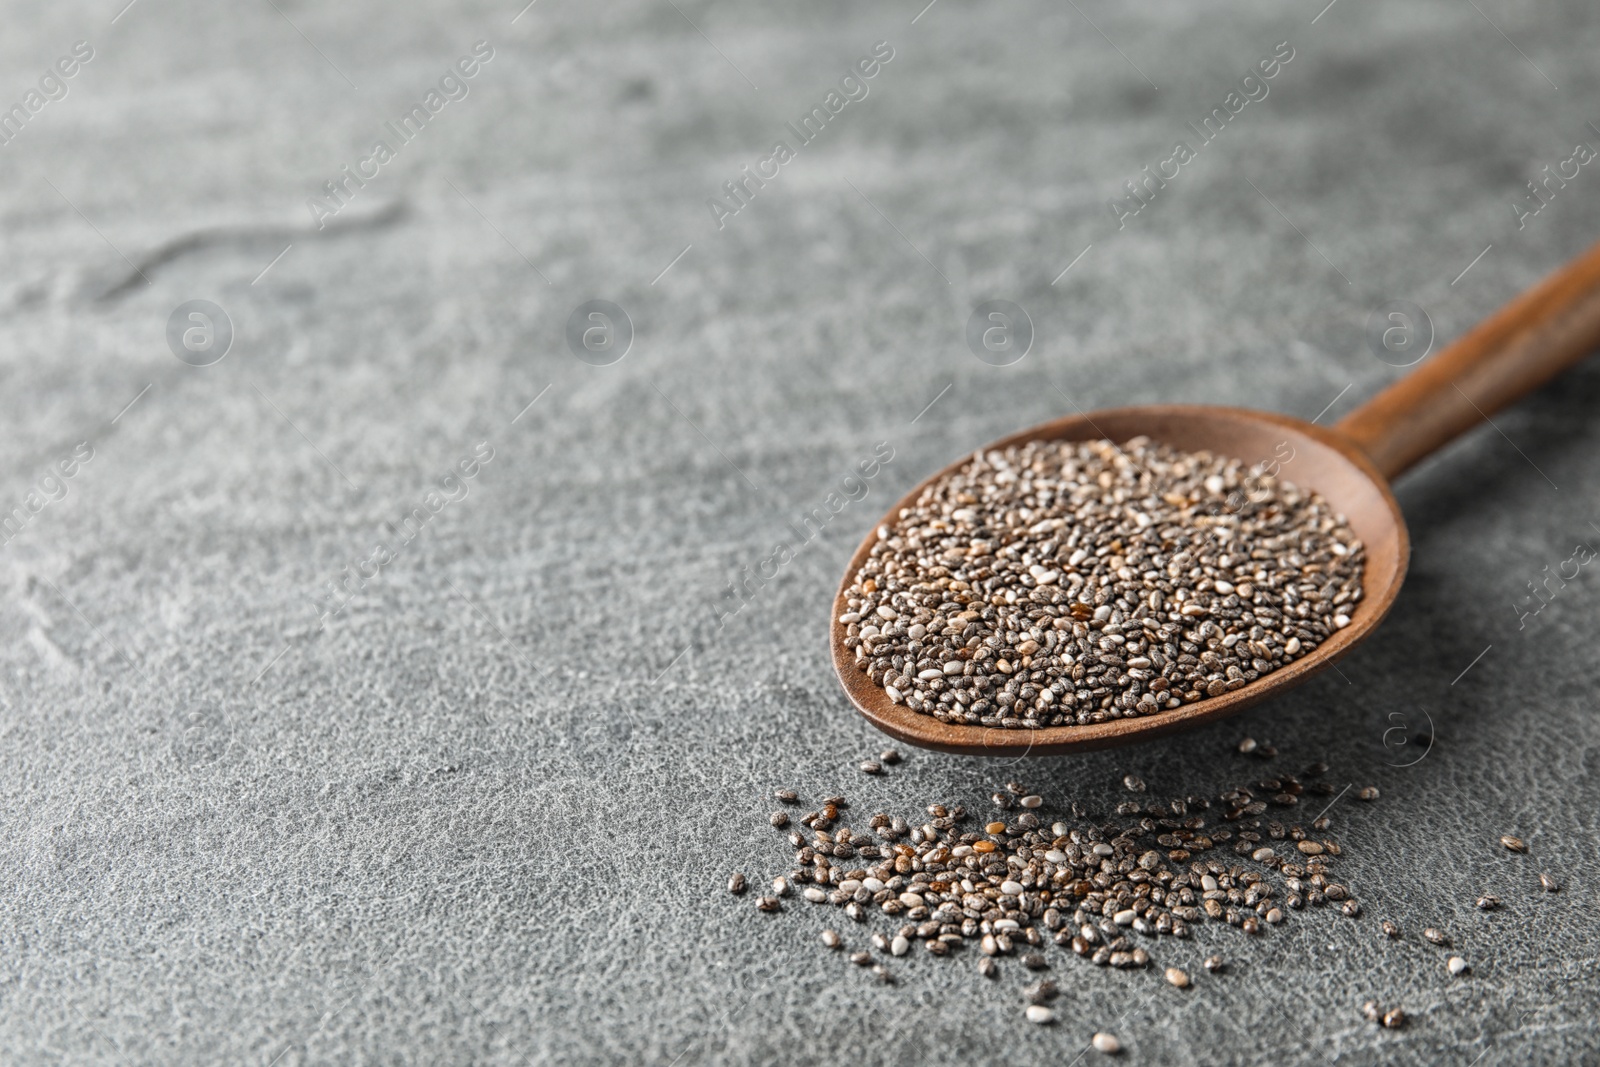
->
[831,405,1408,756]
[832,236,1600,756]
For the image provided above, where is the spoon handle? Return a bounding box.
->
[1336,236,1600,480]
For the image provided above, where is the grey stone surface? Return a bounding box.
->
[2,0,1599,1063]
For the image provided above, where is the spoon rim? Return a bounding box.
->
[829,404,1411,756]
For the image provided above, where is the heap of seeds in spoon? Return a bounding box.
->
[840,437,1365,728]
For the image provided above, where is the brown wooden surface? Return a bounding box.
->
[830,405,1411,756]
[1337,236,1600,479]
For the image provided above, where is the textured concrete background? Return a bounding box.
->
[2,0,1599,1063]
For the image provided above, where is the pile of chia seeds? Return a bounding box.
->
[840,437,1365,729]
[729,741,1486,1035]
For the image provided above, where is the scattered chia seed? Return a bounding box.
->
[1024,979,1059,1004]
[1476,895,1500,911]
[1447,956,1468,975]
[728,872,747,895]
[1423,927,1449,946]
[880,749,902,765]
[1500,834,1528,853]
[1356,787,1380,801]
[770,811,789,828]
[1383,1008,1406,1029]
[1092,1033,1121,1054]
[1539,873,1561,892]
[1381,920,1400,938]
[860,761,883,775]
[840,438,1365,729]
[747,751,1406,1001]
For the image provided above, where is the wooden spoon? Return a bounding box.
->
[832,237,1600,756]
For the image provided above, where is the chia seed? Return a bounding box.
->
[841,437,1365,729]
